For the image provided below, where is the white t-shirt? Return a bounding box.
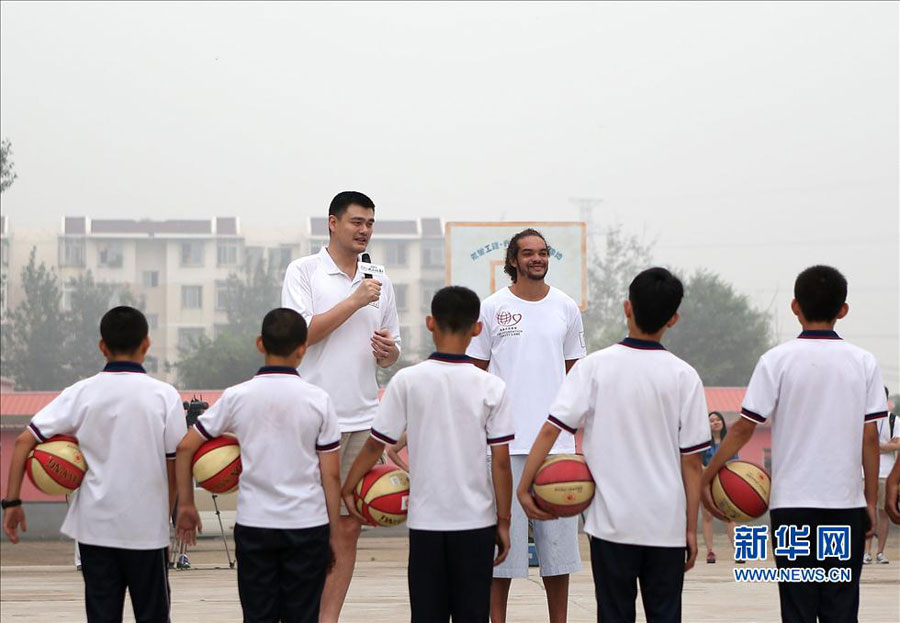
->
[281,247,401,432]
[194,366,341,530]
[547,338,711,547]
[27,362,186,550]
[876,415,897,479]
[467,286,586,455]
[741,330,887,510]
[370,353,515,531]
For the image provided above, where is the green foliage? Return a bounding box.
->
[582,226,654,351]
[666,270,773,386]
[1,138,17,193]
[0,250,144,390]
[171,260,280,389]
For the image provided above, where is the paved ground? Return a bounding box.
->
[1,534,898,622]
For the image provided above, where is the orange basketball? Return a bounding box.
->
[532,454,595,517]
[26,435,88,495]
[353,465,410,527]
[192,435,242,494]
[711,460,771,522]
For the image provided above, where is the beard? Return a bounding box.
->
[519,264,548,281]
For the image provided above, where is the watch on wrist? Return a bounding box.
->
[1,498,22,510]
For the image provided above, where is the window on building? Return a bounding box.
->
[309,240,325,255]
[245,246,264,269]
[421,280,444,310]
[421,240,444,268]
[178,327,205,349]
[383,241,409,267]
[60,239,85,267]
[98,242,124,268]
[269,246,294,271]
[1,239,9,267]
[215,281,228,311]
[0,278,8,313]
[182,285,203,309]
[217,243,238,266]
[394,284,408,311]
[142,270,159,288]
[146,313,159,331]
[181,242,205,267]
[144,356,159,374]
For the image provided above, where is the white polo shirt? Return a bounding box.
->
[370,353,515,531]
[741,330,888,510]
[548,338,711,547]
[282,247,401,433]
[467,286,586,455]
[194,366,341,530]
[27,362,186,550]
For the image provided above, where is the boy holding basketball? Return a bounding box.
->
[701,265,886,623]
[2,306,186,623]
[341,286,514,623]
[175,308,342,623]
[518,267,711,623]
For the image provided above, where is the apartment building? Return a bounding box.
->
[2,214,446,381]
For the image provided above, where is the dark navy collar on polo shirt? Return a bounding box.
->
[619,337,666,351]
[102,361,146,373]
[798,330,841,340]
[428,352,472,363]
[256,366,301,376]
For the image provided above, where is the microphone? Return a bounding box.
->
[361,253,373,279]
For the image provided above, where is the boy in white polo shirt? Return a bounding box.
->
[281,191,401,622]
[342,286,515,623]
[467,228,586,623]
[2,306,186,623]
[175,308,342,623]
[702,265,886,623]
[518,267,711,623]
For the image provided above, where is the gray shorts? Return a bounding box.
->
[493,454,582,578]
[339,430,384,516]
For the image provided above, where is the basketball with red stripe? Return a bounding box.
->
[711,460,771,522]
[192,435,242,494]
[26,435,88,495]
[353,465,410,527]
[532,454,595,517]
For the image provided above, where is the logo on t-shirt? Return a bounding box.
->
[497,310,524,338]
[497,311,522,326]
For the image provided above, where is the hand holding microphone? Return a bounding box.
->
[353,252,381,309]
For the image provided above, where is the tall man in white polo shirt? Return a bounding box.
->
[281,191,401,622]
[467,228,586,623]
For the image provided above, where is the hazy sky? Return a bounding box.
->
[1,1,898,385]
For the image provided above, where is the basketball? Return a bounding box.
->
[532,454,595,517]
[354,465,410,527]
[26,435,88,495]
[711,460,771,522]
[192,435,242,494]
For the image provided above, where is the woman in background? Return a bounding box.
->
[702,411,738,563]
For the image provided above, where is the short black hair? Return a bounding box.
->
[504,228,548,283]
[328,191,375,219]
[794,265,847,322]
[431,286,480,334]
[628,267,684,334]
[100,306,149,355]
[261,308,308,356]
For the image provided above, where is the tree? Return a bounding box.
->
[582,226,655,351]
[172,260,281,388]
[1,249,70,389]
[63,272,143,381]
[1,138,17,193]
[666,270,773,386]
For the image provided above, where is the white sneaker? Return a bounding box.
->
[875,552,889,564]
[863,553,872,564]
